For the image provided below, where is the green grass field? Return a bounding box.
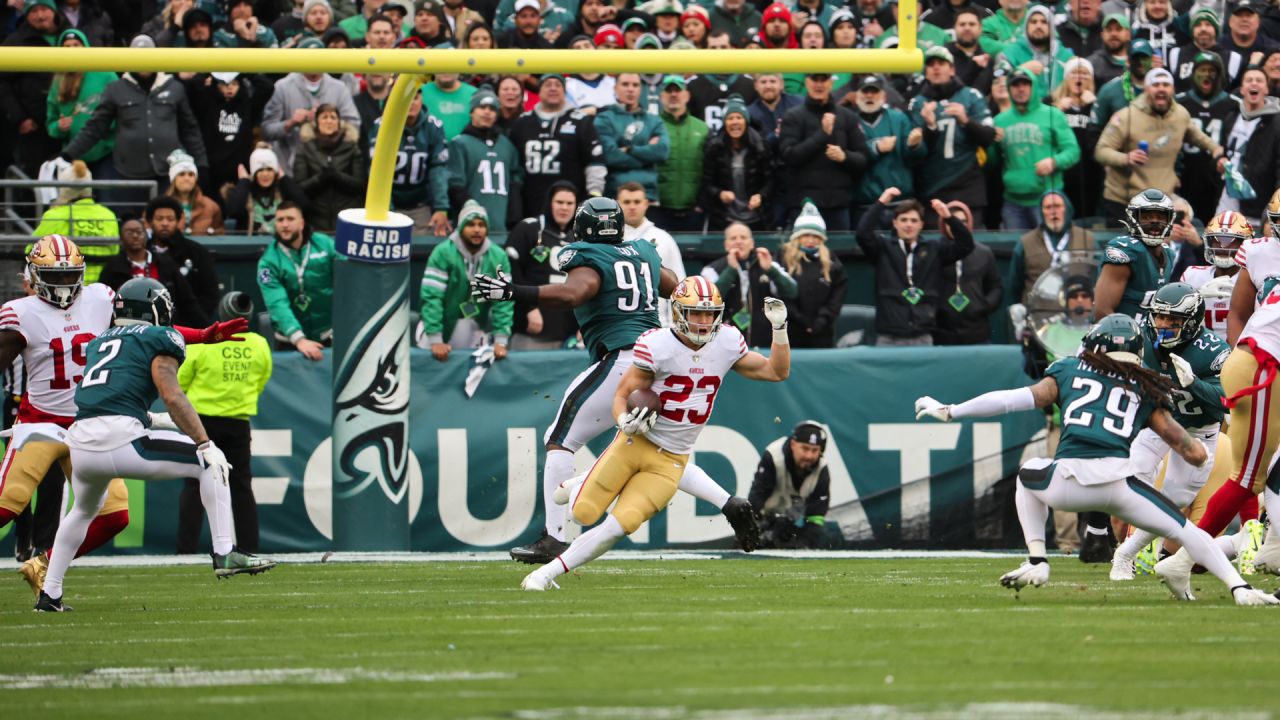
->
[2,554,1277,719]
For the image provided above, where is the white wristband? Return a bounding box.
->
[772,324,789,346]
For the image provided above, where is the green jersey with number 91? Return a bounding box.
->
[74,324,186,426]
[558,239,664,361]
[1046,356,1156,460]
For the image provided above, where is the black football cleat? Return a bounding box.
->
[510,532,569,565]
[722,497,761,553]
[34,591,72,612]
[1079,530,1116,564]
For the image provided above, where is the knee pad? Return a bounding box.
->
[572,499,603,527]
[612,506,648,535]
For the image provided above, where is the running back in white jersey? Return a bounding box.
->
[1236,236,1280,358]
[0,283,114,422]
[632,325,748,455]
[1181,265,1236,341]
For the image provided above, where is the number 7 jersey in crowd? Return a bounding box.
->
[0,283,114,424]
[633,325,749,455]
[1046,356,1155,460]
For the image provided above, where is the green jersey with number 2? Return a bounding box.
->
[558,239,664,361]
[74,324,187,426]
[1046,356,1156,460]
[1144,327,1228,429]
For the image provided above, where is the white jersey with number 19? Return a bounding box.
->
[0,283,114,424]
[632,325,748,455]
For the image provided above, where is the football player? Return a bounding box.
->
[36,278,274,612]
[1084,189,1177,561]
[916,315,1276,605]
[472,198,762,565]
[0,236,247,597]
[1109,283,1229,580]
[1156,225,1280,589]
[1183,211,1250,341]
[519,277,790,591]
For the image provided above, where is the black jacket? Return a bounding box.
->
[933,241,1002,345]
[778,95,869,208]
[99,250,209,328]
[186,73,271,195]
[1219,105,1280,220]
[1055,16,1102,58]
[292,121,367,233]
[701,126,774,229]
[505,180,580,342]
[147,232,220,320]
[946,42,995,97]
[0,18,64,170]
[784,253,848,348]
[855,203,975,338]
[63,73,208,179]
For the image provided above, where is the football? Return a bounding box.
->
[627,387,662,415]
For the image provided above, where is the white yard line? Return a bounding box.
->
[1,549,1025,570]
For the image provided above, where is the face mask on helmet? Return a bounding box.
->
[671,278,724,345]
[1149,310,1195,348]
[1126,206,1174,245]
[29,264,84,309]
[1204,232,1244,268]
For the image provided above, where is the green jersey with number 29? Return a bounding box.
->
[1046,356,1156,460]
[74,324,186,426]
[558,239,664,362]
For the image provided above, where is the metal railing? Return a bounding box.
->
[1,165,156,239]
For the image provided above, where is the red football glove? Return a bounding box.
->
[175,317,250,344]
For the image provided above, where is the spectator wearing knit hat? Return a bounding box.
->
[1175,51,1233,222]
[1169,9,1222,93]
[225,144,308,235]
[275,0,336,48]
[781,202,846,348]
[164,151,224,236]
[645,0,683,46]
[758,2,797,48]
[702,95,774,230]
[45,29,116,174]
[449,89,523,229]
[679,5,709,46]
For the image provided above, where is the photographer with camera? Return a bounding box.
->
[749,421,832,550]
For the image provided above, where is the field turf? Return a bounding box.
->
[1,553,1277,719]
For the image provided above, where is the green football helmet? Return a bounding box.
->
[573,197,623,244]
[1083,313,1144,364]
[114,277,174,327]
[1144,282,1204,350]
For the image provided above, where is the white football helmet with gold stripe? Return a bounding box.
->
[1204,210,1253,269]
[671,276,724,345]
[28,234,85,309]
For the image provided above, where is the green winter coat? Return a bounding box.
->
[596,103,671,200]
[46,71,117,164]
[448,126,523,230]
[419,235,514,345]
[855,106,927,205]
[658,110,708,211]
[989,102,1080,207]
[980,9,1023,56]
[257,232,335,344]
[995,7,1075,103]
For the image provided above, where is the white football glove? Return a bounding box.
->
[471,270,514,303]
[914,396,953,422]
[616,406,657,436]
[197,441,232,485]
[762,296,788,329]
[148,412,179,431]
[1169,353,1195,389]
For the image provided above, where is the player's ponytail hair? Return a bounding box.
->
[1079,350,1175,410]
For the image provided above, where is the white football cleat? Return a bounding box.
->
[1109,554,1136,581]
[1155,549,1196,601]
[1232,586,1280,606]
[999,561,1050,590]
[520,570,560,592]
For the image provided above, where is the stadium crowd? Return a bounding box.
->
[1,0,1278,352]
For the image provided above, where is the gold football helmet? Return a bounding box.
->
[28,234,85,309]
[671,276,724,345]
[1203,211,1252,269]
[1268,187,1280,237]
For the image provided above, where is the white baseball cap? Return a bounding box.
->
[515,0,540,12]
[1145,68,1174,85]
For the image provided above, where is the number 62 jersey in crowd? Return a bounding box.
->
[632,324,749,455]
[0,283,114,425]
